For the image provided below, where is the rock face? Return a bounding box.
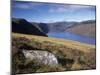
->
[22,50,58,66]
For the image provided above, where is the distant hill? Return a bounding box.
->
[12,18,96,38]
[12,18,47,36]
[65,20,96,38]
[47,21,78,32]
[46,20,96,38]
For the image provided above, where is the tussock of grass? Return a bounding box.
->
[12,33,96,74]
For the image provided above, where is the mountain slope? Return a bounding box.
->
[66,20,96,38]
[12,18,47,36]
[46,20,96,38]
[31,22,49,34]
[47,21,78,32]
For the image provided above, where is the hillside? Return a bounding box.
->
[12,33,96,74]
[65,20,96,38]
[12,18,96,38]
[12,18,47,36]
[47,21,78,32]
[46,20,96,38]
[31,22,49,34]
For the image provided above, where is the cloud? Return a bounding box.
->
[13,2,42,9]
[68,5,95,11]
[48,4,95,13]
[13,3,31,9]
[49,7,67,13]
[13,1,95,13]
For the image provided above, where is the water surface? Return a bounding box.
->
[48,32,96,45]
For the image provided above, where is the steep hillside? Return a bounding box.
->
[66,20,96,38]
[12,33,96,74]
[31,22,49,34]
[12,18,47,36]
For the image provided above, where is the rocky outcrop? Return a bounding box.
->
[22,50,58,66]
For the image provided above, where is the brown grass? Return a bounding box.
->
[12,33,96,74]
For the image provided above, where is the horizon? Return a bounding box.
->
[12,17,96,23]
[12,1,96,23]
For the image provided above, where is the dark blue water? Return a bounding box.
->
[47,32,96,45]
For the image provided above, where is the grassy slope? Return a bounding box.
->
[12,33,96,74]
[13,33,95,52]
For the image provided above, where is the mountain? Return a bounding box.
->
[31,22,49,34]
[12,18,47,36]
[12,18,96,38]
[65,20,96,38]
[47,21,78,32]
[46,20,96,38]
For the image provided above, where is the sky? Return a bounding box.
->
[12,1,96,23]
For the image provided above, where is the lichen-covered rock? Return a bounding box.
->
[22,50,58,66]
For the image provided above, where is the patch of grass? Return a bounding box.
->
[36,64,65,73]
[12,33,96,74]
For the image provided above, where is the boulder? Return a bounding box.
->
[22,50,58,66]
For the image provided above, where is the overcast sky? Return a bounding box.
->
[12,1,96,23]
